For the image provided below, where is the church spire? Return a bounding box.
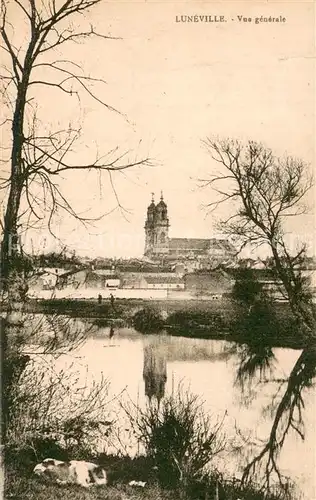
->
[144,191,169,259]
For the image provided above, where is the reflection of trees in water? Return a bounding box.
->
[143,341,167,404]
[233,341,276,397]
[233,340,316,493]
[141,333,316,494]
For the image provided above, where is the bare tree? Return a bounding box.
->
[202,138,316,494]
[0,0,150,443]
[0,0,150,296]
[202,138,314,336]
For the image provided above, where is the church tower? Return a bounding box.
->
[144,192,169,259]
[144,193,156,257]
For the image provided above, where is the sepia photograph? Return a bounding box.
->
[0,1,315,499]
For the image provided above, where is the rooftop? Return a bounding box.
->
[169,238,235,252]
[143,276,184,284]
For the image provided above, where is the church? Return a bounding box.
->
[144,193,236,266]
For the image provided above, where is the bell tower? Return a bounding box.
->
[144,193,156,257]
[144,192,170,259]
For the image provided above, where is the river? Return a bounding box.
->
[39,324,315,499]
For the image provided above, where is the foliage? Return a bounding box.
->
[127,389,226,490]
[232,300,280,344]
[132,307,164,333]
[230,269,293,343]
[244,301,279,338]
[37,299,113,317]
[166,309,225,335]
[4,436,68,473]
[35,251,81,269]
[231,269,264,308]
[4,316,113,464]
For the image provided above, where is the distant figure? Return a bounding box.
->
[110,293,115,309]
[109,326,115,339]
[98,293,102,305]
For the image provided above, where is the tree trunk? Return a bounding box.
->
[271,245,315,338]
[1,76,29,443]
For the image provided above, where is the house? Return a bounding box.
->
[121,272,174,289]
[142,275,185,290]
[57,268,89,289]
[120,272,184,290]
[104,277,120,289]
[30,267,64,290]
[56,269,121,290]
[238,258,266,269]
[184,270,234,297]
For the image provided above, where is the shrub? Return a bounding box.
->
[132,307,164,333]
[128,388,226,490]
[4,437,67,473]
[166,310,225,335]
[5,351,112,466]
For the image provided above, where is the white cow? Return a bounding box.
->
[33,458,107,488]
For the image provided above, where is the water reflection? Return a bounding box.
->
[109,326,115,339]
[231,340,277,402]
[139,334,316,498]
[231,339,316,494]
[143,339,167,404]
[43,325,315,498]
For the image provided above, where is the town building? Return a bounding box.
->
[144,192,236,266]
[29,267,64,291]
[120,272,184,290]
[184,270,234,298]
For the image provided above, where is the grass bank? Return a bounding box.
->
[21,297,234,317]
[3,366,298,500]
[131,302,307,349]
[5,297,308,349]
[4,454,289,500]
[165,305,307,348]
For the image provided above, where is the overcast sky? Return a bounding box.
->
[2,1,315,258]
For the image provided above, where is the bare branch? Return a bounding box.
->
[1,0,150,290]
[202,136,316,492]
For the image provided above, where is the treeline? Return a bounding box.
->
[132,270,311,348]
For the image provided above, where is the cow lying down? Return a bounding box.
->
[33,458,107,488]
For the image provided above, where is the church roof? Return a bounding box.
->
[169,238,210,251]
[148,202,156,211]
[156,199,167,208]
[210,238,236,253]
[169,238,235,252]
[156,191,167,209]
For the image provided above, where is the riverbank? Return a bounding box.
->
[13,296,235,317]
[15,297,307,349]
[4,454,290,500]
